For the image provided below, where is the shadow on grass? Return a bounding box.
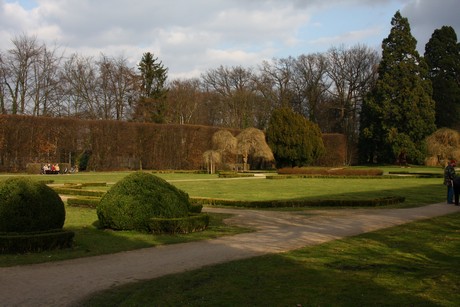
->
[78,213,460,306]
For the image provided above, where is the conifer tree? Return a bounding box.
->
[266,107,324,168]
[359,11,436,164]
[134,52,168,123]
[424,26,460,129]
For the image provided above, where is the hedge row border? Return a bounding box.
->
[0,229,75,253]
[266,175,436,179]
[148,214,210,234]
[191,196,405,208]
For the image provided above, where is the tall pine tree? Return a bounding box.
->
[424,26,460,129]
[134,52,168,123]
[359,11,436,164]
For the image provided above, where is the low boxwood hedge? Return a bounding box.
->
[148,214,210,234]
[67,197,101,208]
[191,196,405,208]
[51,187,106,197]
[0,229,74,253]
[277,167,384,176]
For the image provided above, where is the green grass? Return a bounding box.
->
[0,167,448,267]
[0,209,250,267]
[78,212,460,306]
[173,177,444,207]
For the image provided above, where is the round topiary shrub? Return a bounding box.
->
[0,177,65,232]
[97,172,192,231]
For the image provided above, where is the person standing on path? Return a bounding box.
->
[453,176,460,206]
[444,160,456,204]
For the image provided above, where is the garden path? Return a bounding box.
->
[0,203,459,306]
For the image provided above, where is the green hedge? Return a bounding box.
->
[0,177,66,232]
[0,229,75,253]
[67,197,101,208]
[266,175,416,179]
[51,187,106,197]
[148,214,210,234]
[388,171,443,178]
[218,172,255,178]
[191,196,405,208]
[189,203,203,213]
[277,167,384,176]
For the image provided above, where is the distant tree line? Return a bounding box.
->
[1,11,459,165]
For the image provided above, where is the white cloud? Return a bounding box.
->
[309,26,383,49]
[0,0,459,78]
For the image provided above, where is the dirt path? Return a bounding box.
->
[0,203,459,306]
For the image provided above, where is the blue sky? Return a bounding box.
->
[1,0,458,79]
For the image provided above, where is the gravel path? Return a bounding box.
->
[0,203,459,306]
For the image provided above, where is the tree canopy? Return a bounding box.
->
[266,107,324,168]
[424,26,460,129]
[359,11,436,164]
[133,52,168,123]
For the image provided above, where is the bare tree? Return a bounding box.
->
[30,44,64,116]
[61,54,100,118]
[292,53,330,123]
[166,78,204,124]
[202,65,260,128]
[97,54,138,120]
[257,58,295,110]
[325,44,379,163]
[1,34,43,114]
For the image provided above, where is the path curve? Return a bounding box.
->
[0,203,459,306]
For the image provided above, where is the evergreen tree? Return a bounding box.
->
[266,107,324,168]
[359,11,436,164]
[424,26,460,129]
[134,52,168,123]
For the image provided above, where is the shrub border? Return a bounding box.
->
[0,229,75,253]
[148,214,210,234]
[191,196,405,208]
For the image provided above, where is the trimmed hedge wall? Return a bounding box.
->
[277,167,384,176]
[0,229,74,253]
[0,115,347,172]
[191,196,405,208]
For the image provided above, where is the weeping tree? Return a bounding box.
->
[425,128,460,166]
[212,129,237,166]
[202,150,221,174]
[235,127,274,171]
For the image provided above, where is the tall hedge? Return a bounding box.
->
[0,115,347,171]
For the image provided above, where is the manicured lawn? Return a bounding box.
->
[79,212,460,306]
[0,167,447,267]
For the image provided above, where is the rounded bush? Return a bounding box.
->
[0,177,65,232]
[97,172,191,231]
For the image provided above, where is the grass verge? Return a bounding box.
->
[0,209,250,267]
[79,212,460,306]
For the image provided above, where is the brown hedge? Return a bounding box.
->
[0,115,347,172]
[277,167,384,176]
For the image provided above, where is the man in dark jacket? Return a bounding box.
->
[444,160,456,204]
[453,176,460,206]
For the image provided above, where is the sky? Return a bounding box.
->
[0,0,459,79]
